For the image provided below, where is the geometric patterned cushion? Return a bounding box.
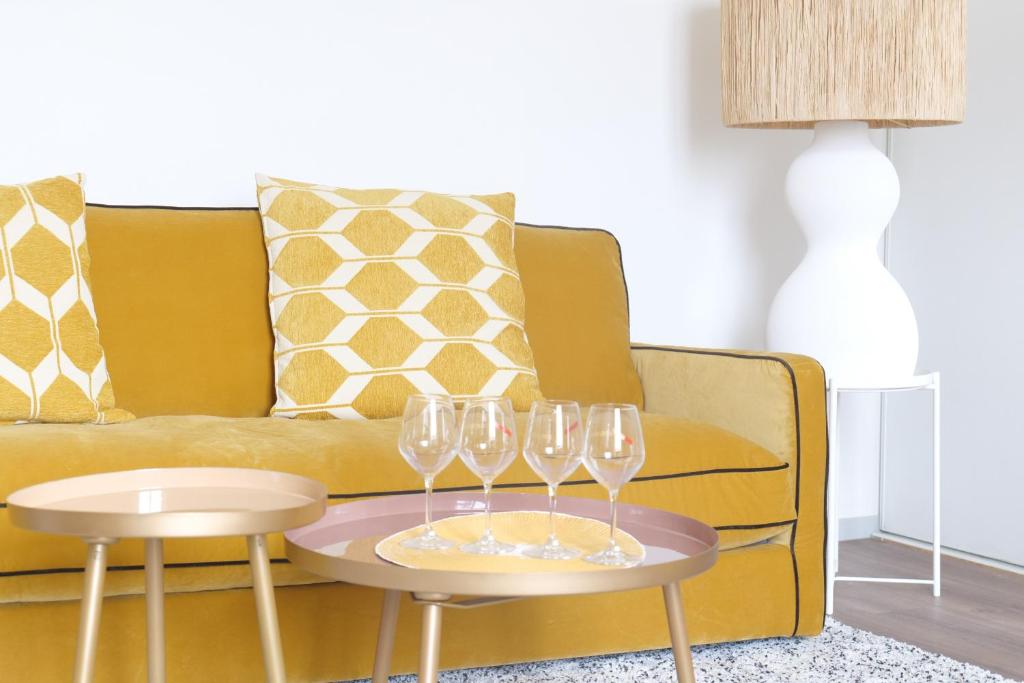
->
[0,174,132,424]
[255,175,544,420]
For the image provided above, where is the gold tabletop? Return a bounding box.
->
[7,467,326,538]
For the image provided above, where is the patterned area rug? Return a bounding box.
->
[361,619,1016,682]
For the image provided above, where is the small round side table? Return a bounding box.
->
[7,467,326,683]
[285,491,719,683]
[825,372,941,615]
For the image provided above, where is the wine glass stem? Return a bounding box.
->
[608,489,620,551]
[483,479,494,538]
[424,476,434,534]
[547,484,558,544]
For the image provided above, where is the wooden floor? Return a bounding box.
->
[833,539,1024,680]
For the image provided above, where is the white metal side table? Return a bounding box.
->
[825,372,941,615]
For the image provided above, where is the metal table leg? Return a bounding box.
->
[145,538,165,683]
[663,581,696,683]
[372,589,401,683]
[73,537,115,683]
[414,593,449,683]
[248,534,286,683]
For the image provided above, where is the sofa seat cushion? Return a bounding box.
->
[0,413,795,604]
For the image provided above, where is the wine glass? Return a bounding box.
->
[458,397,518,555]
[522,400,584,560]
[582,403,646,567]
[398,394,459,550]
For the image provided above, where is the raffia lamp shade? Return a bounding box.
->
[721,0,966,129]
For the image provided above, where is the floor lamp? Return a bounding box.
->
[721,0,966,613]
[720,0,966,383]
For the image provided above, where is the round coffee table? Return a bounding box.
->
[285,492,718,683]
[7,467,326,683]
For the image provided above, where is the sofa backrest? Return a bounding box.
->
[85,205,643,417]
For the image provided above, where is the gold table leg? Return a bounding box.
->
[372,589,401,683]
[248,534,286,683]
[663,582,696,683]
[145,538,165,683]
[73,538,115,683]
[415,593,449,683]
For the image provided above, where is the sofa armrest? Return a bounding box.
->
[631,345,822,467]
[631,343,828,636]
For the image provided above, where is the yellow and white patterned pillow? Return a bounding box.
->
[0,174,132,424]
[256,174,543,419]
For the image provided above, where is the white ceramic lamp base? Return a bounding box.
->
[767,120,918,382]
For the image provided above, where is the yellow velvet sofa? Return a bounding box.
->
[0,205,828,682]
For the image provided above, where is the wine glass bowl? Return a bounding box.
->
[458,397,518,555]
[582,403,646,567]
[397,395,458,550]
[522,400,584,560]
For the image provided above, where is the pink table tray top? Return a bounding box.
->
[285,492,719,598]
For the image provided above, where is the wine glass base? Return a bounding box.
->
[584,547,643,568]
[522,542,581,560]
[400,530,455,551]
[460,537,516,556]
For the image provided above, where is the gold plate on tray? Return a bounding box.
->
[375,511,645,572]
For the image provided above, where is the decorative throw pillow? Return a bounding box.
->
[256,174,544,419]
[0,174,132,424]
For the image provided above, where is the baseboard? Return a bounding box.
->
[872,530,1024,575]
[839,515,878,541]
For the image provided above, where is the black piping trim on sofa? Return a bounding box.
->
[81,207,634,322]
[0,463,788,511]
[715,519,795,531]
[0,522,797,579]
[320,462,789,501]
[80,208,635,330]
[86,202,258,211]
[0,558,290,579]
[0,464,792,579]
[820,380,831,632]
[630,344,808,637]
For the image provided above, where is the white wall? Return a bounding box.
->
[1,0,881,521]
[0,0,811,347]
[881,1,1024,566]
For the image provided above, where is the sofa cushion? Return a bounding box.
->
[0,175,132,424]
[515,224,644,407]
[86,205,276,419]
[255,175,543,419]
[0,412,794,604]
[85,206,640,418]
